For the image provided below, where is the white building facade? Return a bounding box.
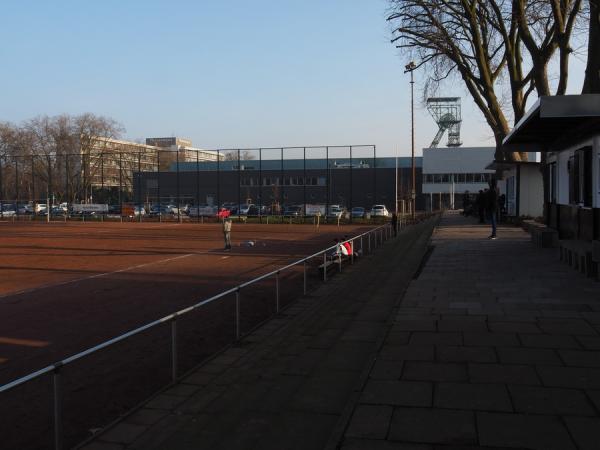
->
[422,146,497,210]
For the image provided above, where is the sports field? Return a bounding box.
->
[0,220,374,449]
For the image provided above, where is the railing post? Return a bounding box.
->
[303,261,307,295]
[275,271,280,313]
[338,251,342,272]
[53,365,63,450]
[368,233,371,253]
[171,319,178,382]
[351,239,354,265]
[360,235,363,256]
[323,253,327,281]
[235,289,240,340]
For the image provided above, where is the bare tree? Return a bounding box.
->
[582,0,600,92]
[388,0,584,161]
[223,150,256,161]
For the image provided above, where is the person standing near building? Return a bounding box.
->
[486,179,499,239]
[223,218,232,250]
[476,190,486,224]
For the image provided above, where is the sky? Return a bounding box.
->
[0,0,589,158]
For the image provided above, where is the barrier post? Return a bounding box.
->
[275,271,280,313]
[350,239,354,265]
[235,290,240,340]
[303,261,307,295]
[323,253,327,281]
[53,366,63,450]
[368,233,371,253]
[171,319,178,382]
[338,251,342,272]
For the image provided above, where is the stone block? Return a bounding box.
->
[463,332,519,347]
[537,366,600,389]
[558,349,600,367]
[434,382,512,412]
[519,334,581,349]
[361,380,432,407]
[469,363,540,385]
[537,319,598,336]
[488,322,542,334]
[410,332,462,346]
[100,423,148,444]
[509,385,596,415]
[477,412,576,450]
[379,344,435,361]
[564,416,600,450]
[341,439,432,449]
[392,320,437,332]
[345,405,393,439]
[403,362,467,382]
[437,319,488,332]
[497,347,562,365]
[436,346,496,363]
[389,408,476,445]
[369,359,404,380]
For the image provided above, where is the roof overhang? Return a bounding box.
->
[485,160,541,171]
[502,95,600,152]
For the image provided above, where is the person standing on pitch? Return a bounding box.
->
[223,218,232,250]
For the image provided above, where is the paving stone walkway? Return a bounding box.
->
[338,212,600,450]
[79,218,436,450]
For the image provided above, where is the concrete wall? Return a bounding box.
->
[422,147,496,203]
[519,165,544,218]
[423,147,496,173]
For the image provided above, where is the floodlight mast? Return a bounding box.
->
[404,61,417,218]
[426,97,463,148]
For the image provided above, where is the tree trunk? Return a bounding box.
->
[582,0,600,93]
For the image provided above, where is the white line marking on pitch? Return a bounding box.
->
[0,253,194,301]
[220,256,231,260]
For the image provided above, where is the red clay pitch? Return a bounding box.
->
[0,220,371,381]
[1,220,377,449]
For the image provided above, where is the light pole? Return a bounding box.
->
[404,61,417,218]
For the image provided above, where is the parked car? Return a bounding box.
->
[134,206,146,216]
[327,205,345,218]
[283,205,303,217]
[247,205,271,216]
[0,204,16,217]
[188,205,217,217]
[370,204,390,217]
[351,207,365,218]
[239,204,252,215]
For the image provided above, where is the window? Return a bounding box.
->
[549,163,557,203]
[569,147,592,206]
[457,174,466,183]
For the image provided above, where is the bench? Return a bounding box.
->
[559,239,598,279]
[318,259,338,277]
[523,220,558,248]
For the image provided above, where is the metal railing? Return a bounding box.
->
[0,221,396,450]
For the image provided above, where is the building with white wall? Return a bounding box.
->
[422,146,497,210]
[502,94,600,243]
